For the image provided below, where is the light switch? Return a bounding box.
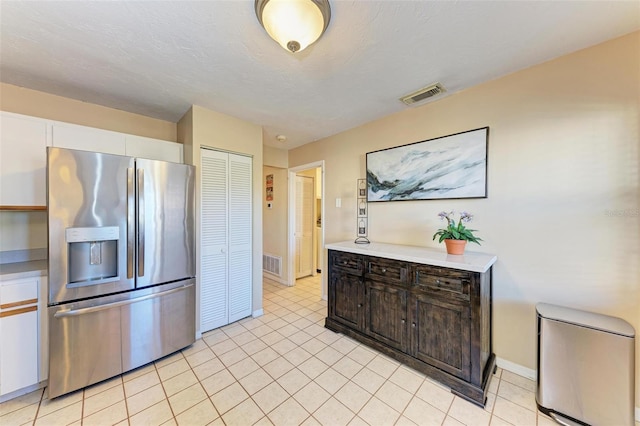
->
[335,198,341,208]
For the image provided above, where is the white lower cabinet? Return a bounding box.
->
[200,149,253,332]
[0,276,41,397]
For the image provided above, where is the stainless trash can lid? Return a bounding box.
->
[536,303,635,337]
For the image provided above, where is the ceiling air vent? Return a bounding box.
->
[400,83,446,106]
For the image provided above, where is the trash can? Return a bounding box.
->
[536,303,635,426]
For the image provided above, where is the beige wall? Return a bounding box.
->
[263,166,289,284]
[0,83,176,141]
[0,211,47,251]
[289,31,640,405]
[264,145,288,168]
[178,105,264,326]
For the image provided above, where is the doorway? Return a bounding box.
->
[288,161,325,299]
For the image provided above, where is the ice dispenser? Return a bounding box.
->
[66,226,119,287]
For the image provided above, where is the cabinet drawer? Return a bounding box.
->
[366,257,409,284]
[330,251,363,275]
[414,266,471,300]
[1,278,39,308]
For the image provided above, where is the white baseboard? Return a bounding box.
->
[252,309,264,318]
[262,272,288,286]
[636,406,639,422]
[495,357,537,381]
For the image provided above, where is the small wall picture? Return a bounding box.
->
[358,199,367,217]
[358,178,367,197]
[357,218,367,237]
[266,174,274,201]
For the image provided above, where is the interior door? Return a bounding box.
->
[135,158,195,289]
[295,175,314,279]
[200,149,229,332]
[228,154,252,323]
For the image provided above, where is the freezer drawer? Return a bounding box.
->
[48,280,195,398]
[536,303,635,426]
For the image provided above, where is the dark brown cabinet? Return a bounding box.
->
[326,248,495,407]
[410,293,471,380]
[365,280,408,351]
[328,250,365,331]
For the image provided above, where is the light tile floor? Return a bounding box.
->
[0,275,616,426]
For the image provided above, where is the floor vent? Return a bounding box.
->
[400,83,446,106]
[263,253,282,277]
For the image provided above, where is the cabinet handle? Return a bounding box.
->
[412,322,416,328]
[381,268,387,273]
[357,303,363,308]
[436,279,441,284]
[401,319,406,324]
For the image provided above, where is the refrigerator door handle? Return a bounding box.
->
[137,168,145,277]
[127,167,135,279]
[53,284,194,318]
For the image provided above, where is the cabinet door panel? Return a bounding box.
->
[0,310,39,396]
[411,294,471,380]
[0,113,47,206]
[125,135,183,163]
[330,273,364,330]
[52,123,126,155]
[365,281,407,351]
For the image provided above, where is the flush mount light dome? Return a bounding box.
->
[255,0,331,53]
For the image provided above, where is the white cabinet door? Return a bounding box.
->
[0,113,48,206]
[52,123,126,155]
[295,175,314,279]
[200,149,252,332]
[125,135,183,163]
[0,277,39,396]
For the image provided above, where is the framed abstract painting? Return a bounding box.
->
[367,127,489,202]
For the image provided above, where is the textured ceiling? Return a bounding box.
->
[1,1,639,149]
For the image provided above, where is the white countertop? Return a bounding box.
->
[325,241,497,273]
[0,260,48,280]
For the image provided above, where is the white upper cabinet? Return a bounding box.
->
[125,135,183,163]
[0,113,48,207]
[51,123,126,155]
[1,111,183,209]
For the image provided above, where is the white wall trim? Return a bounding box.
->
[262,272,290,286]
[288,161,325,298]
[495,357,537,381]
[252,309,264,318]
[636,406,639,422]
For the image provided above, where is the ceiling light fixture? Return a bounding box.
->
[255,0,331,53]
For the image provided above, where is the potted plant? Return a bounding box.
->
[432,211,482,255]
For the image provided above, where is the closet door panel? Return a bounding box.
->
[228,154,252,322]
[200,150,229,332]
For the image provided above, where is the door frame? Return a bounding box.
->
[288,161,325,296]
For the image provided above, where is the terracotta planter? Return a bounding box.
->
[444,239,467,255]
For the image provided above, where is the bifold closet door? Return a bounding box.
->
[200,149,252,333]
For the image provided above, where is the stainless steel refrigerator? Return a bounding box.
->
[47,147,195,398]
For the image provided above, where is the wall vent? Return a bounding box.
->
[263,253,282,277]
[400,83,446,106]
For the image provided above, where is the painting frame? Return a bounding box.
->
[366,127,489,202]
